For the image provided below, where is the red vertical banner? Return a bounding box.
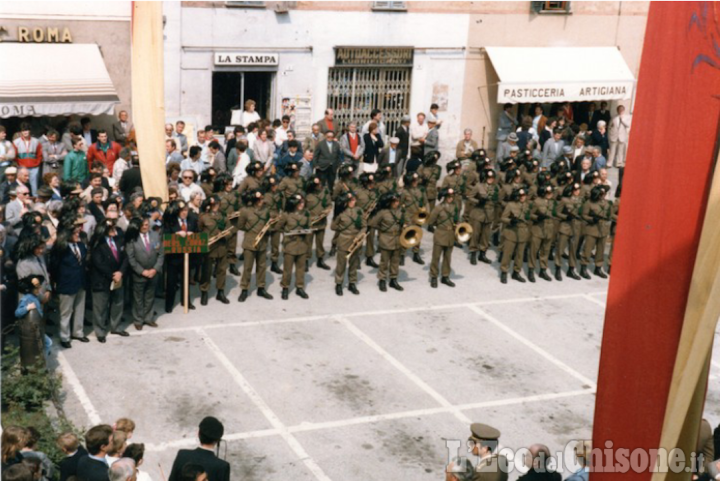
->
[592,2,720,480]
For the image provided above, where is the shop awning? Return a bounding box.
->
[485,46,636,104]
[0,43,120,118]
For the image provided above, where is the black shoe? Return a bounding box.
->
[428,225,435,233]
[216,290,230,304]
[430,277,438,288]
[348,283,359,295]
[111,330,130,337]
[500,272,508,284]
[296,288,309,299]
[71,336,90,343]
[97,336,107,343]
[282,288,289,300]
[454,241,463,248]
[257,288,273,300]
[555,267,563,281]
[186,302,196,310]
[594,266,608,279]
[470,252,478,265]
[238,290,249,302]
[379,280,387,292]
[492,232,500,246]
[201,291,209,305]
[539,269,552,281]
[497,252,503,264]
[412,253,425,265]
[527,270,536,283]
[61,341,72,349]
[336,284,343,296]
[329,245,337,257]
[238,252,245,261]
[366,257,379,268]
[512,272,526,283]
[567,268,581,280]
[389,279,404,291]
[165,306,173,313]
[579,265,591,280]
[271,262,282,274]
[441,277,456,287]
[399,255,405,266]
[317,258,331,270]
[479,251,492,264]
[229,264,241,276]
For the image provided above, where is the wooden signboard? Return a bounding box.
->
[163,233,208,313]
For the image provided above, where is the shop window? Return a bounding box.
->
[225,1,266,8]
[372,1,407,12]
[531,1,572,14]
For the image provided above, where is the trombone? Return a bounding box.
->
[252,216,280,249]
[347,230,368,257]
[208,227,235,245]
[310,207,333,226]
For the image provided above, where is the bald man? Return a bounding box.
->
[518,444,560,481]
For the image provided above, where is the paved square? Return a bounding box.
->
[56,233,720,481]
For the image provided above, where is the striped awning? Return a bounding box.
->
[0,43,120,118]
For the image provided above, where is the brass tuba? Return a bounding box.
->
[412,207,429,226]
[454,222,473,243]
[399,225,423,249]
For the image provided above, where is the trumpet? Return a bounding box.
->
[412,207,429,226]
[347,230,368,257]
[399,225,423,249]
[362,198,378,222]
[252,216,280,249]
[227,210,242,220]
[454,222,473,243]
[310,207,333,226]
[208,227,235,245]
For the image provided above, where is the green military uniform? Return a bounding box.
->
[330,178,356,252]
[277,210,311,291]
[441,172,465,213]
[377,178,397,196]
[462,163,481,222]
[369,207,404,285]
[236,203,271,291]
[427,201,458,282]
[468,423,509,481]
[199,210,228,293]
[306,187,331,262]
[608,198,620,269]
[419,164,441,212]
[263,189,284,267]
[355,185,379,259]
[400,185,427,255]
[279,176,304,203]
[467,181,499,259]
[200,181,214,199]
[218,189,240,271]
[529,196,556,274]
[555,195,583,277]
[332,206,366,288]
[580,197,611,274]
[238,175,262,196]
[500,199,531,276]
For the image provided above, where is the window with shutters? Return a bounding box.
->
[530,1,572,14]
[372,1,407,12]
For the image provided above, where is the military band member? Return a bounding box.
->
[520,156,540,187]
[332,192,365,296]
[236,189,274,302]
[499,187,531,284]
[419,151,442,217]
[427,188,458,288]
[237,161,264,195]
[369,192,405,292]
[214,173,241,276]
[279,161,304,200]
[330,163,357,257]
[528,185,556,282]
[400,171,427,265]
[580,170,599,200]
[462,150,485,222]
[554,183,583,281]
[305,175,331,270]
[376,165,397,196]
[199,195,230,305]
[441,159,466,216]
[580,184,610,279]
[608,192,620,273]
[262,175,284,274]
[200,168,216,199]
[276,194,310,300]
[356,172,379,268]
[467,170,498,265]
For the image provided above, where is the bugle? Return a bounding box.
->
[412,207,429,226]
[208,227,235,245]
[252,216,280,249]
[347,230,368,257]
[310,207,333,226]
[399,225,423,249]
[362,198,378,222]
[454,222,473,243]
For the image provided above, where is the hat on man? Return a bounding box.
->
[401,115,411,123]
[507,133,519,143]
[199,416,224,442]
[562,146,573,155]
[389,137,400,145]
[509,146,520,153]
[469,423,501,442]
[5,166,17,176]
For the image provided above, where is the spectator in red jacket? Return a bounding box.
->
[12,122,43,196]
[86,130,121,173]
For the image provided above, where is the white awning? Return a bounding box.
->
[485,47,636,104]
[0,43,120,118]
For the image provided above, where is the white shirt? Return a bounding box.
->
[410,122,429,147]
[113,158,129,183]
[240,110,260,128]
[274,127,289,147]
[246,132,257,151]
[232,152,251,187]
[178,182,205,202]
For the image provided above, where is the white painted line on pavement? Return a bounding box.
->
[57,352,102,425]
[144,427,281,452]
[582,294,607,308]
[466,305,598,390]
[198,328,331,481]
[336,316,472,424]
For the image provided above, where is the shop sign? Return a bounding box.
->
[497,82,634,103]
[214,52,279,66]
[335,47,413,67]
[0,26,73,43]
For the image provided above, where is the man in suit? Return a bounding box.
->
[119,156,143,199]
[127,217,164,330]
[57,433,89,481]
[423,116,440,157]
[608,105,631,168]
[50,221,90,349]
[77,425,113,481]
[541,129,564,169]
[456,128,479,162]
[313,130,342,190]
[339,121,365,169]
[394,115,411,176]
[168,417,230,481]
[90,222,128,342]
[315,109,335,135]
[0,166,18,204]
[165,202,197,313]
[111,111,133,146]
[379,137,402,178]
[302,124,324,154]
[5,186,31,235]
[590,101,611,133]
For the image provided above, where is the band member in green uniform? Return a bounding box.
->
[554,183,583,281]
[356,172,379,268]
[236,189,274,302]
[199,195,230,305]
[331,192,365,296]
[419,151,442,221]
[276,194,311,300]
[262,175,284,274]
[400,171,427,265]
[580,184,610,279]
[467,169,499,265]
[427,188,458,288]
[305,175,332,270]
[499,187,532,284]
[214,173,241,276]
[369,192,405,292]
[528,185,556,282]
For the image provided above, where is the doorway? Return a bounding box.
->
[212,71,274,127]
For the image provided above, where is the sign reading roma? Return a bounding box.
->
[498,82,634,103]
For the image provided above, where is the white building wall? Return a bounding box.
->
[164,4,470,159]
